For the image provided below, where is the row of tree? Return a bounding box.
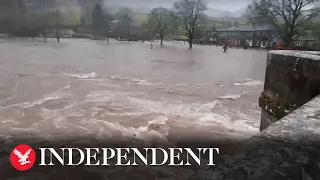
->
[93,0,320,49]
[91,0,209,49]
[6,0,320,49]
[244,0,320,47]
[90,5,134,40]
[1,0,81,28]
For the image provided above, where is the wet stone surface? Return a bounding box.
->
[211,95,320,180]
[260,50,320,131]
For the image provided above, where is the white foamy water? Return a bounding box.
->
[32,104,171,145]
[107,75,188,87]
[83,90,260,136]
[234,80,264,86]
[218,94,241,100]
[0,82,261,144]
[2,91,69,109]
[65,72,97,79]
[0,76,263,144]
[107,75,144,82]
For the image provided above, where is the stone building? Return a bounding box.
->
[293,37,317,49]
[272,30,318,50]
[293,31,318,48]
[216,24,277,48]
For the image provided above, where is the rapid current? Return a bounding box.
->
[0,38,267,148]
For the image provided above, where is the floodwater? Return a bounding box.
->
[0,38,267,146]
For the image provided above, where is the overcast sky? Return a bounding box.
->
[105,0,251,11]
[207,0,251,11]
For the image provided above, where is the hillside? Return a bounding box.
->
[104,3,247,25]
[205,7,246,18]
[134,13,149,24]
[131,12,247,27]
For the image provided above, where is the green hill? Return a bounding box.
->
[134,13,148,24]
[132,12,247,26]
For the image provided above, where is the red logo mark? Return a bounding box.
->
[10,144,36,171]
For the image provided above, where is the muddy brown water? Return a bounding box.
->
[0,38,268,179]
[0,38,268,143]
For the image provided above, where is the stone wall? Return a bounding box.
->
[209,95,320,180]
[201,50,320,179]
[259,50,320,131]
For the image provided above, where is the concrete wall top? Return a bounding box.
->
[210,95,320,179]
[269,50,320,60]
[261,95,320,142]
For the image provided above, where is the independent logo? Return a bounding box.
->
[10,144,36,171]
[8,146,220,167]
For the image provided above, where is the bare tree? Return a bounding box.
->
[246,0,319,47]
[91,4,107,37]
[173,0,207,49]
[310,21,320,41]
[116,8,134,42]
[244,0,273,25]
[148,7,176,46]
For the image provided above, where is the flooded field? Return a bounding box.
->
[0,38,268,146]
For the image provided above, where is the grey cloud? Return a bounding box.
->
[207,0,251,11]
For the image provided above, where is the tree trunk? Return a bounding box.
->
[43,31,47,43]
[283,39,291,48]
[283,33,294,48]
[127,29,130,43]
[160,37,163,46]
[188,38,193,49]
[56,27,60,43]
